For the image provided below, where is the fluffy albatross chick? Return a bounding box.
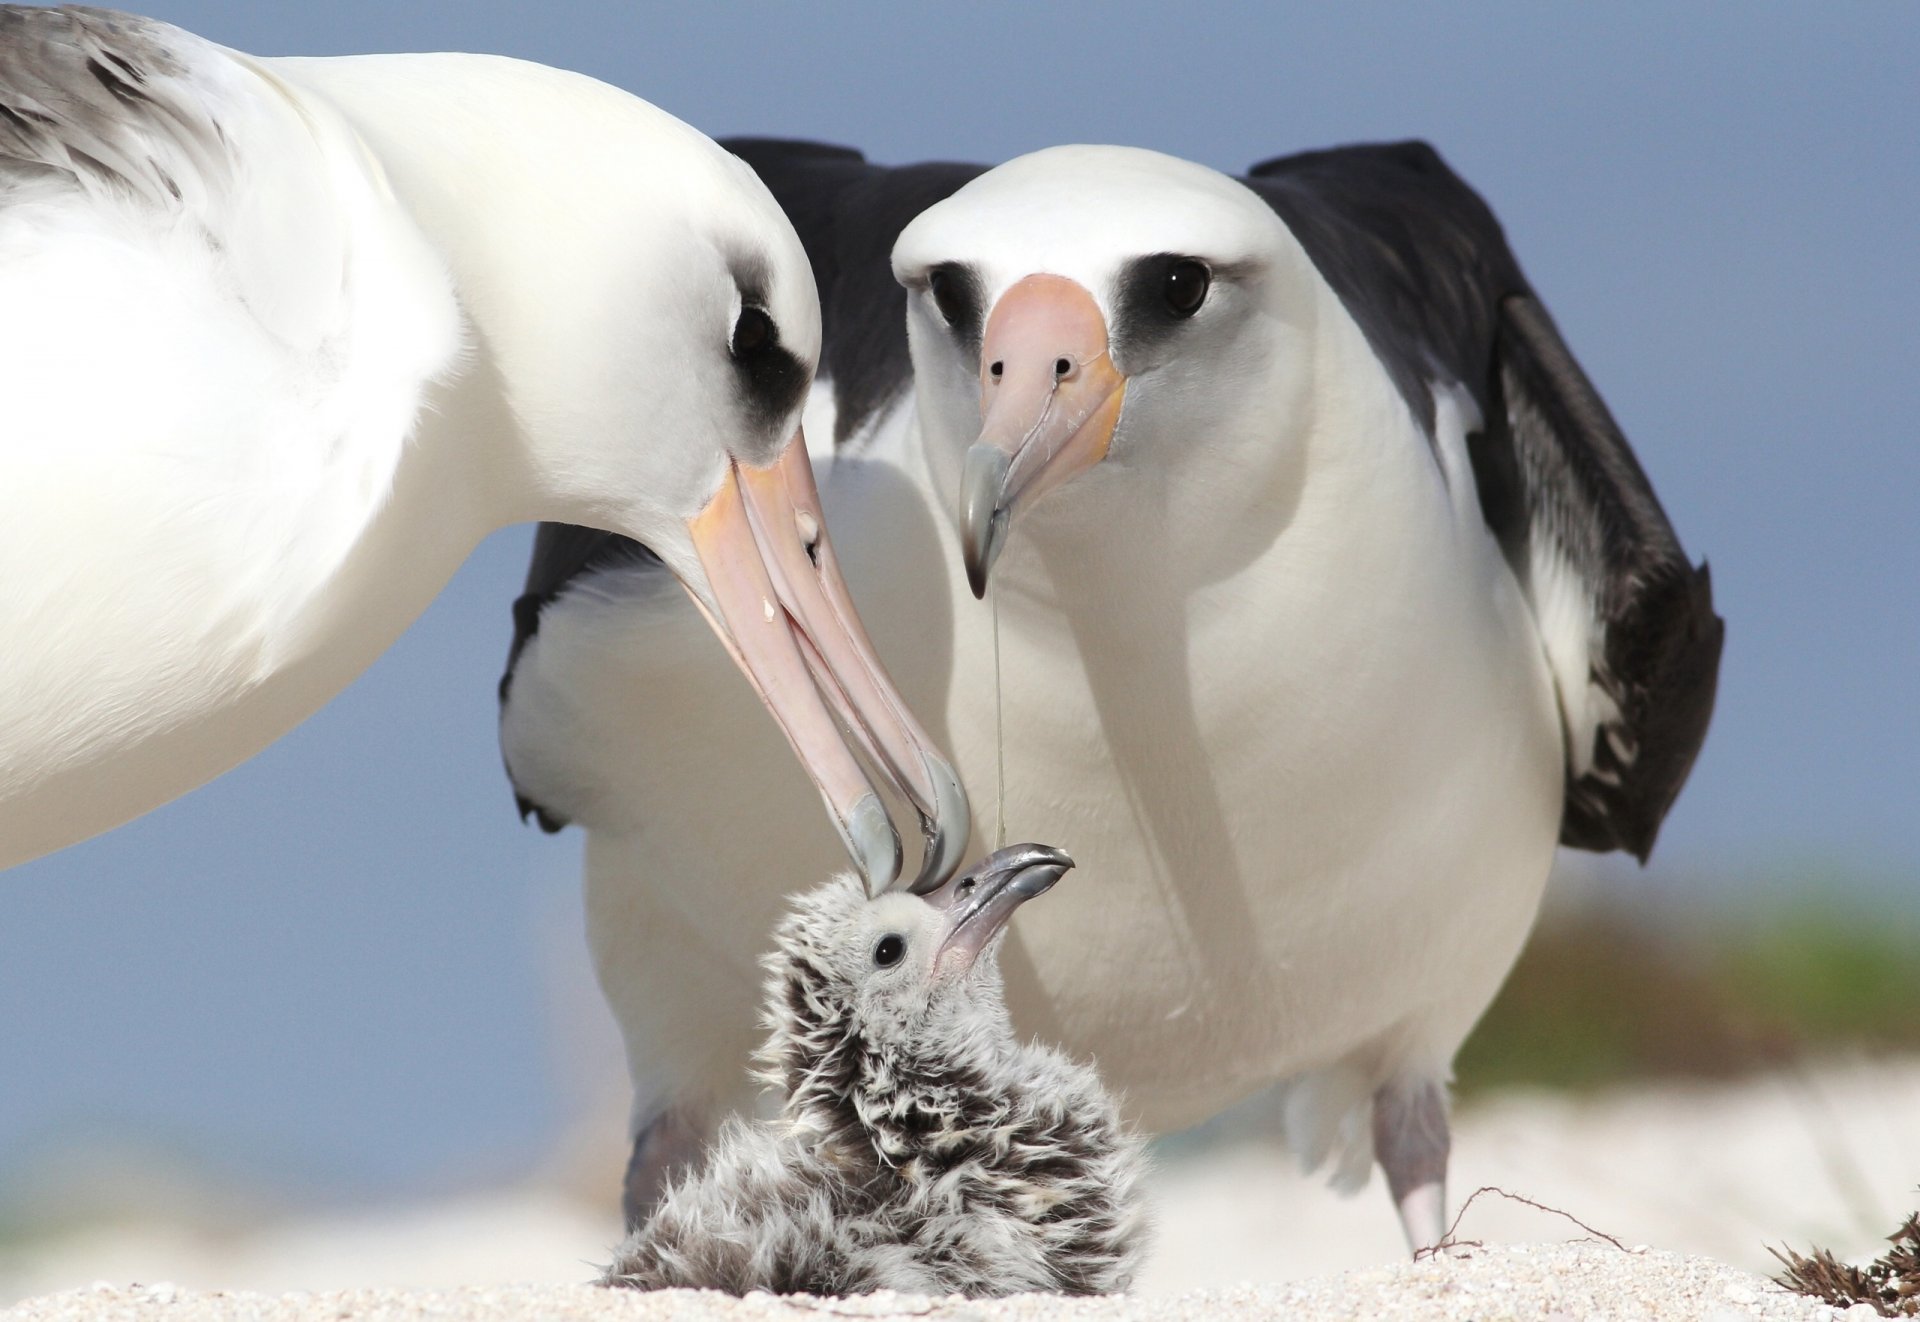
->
[602,843,1147,1297]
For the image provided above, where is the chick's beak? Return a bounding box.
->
[930,842,1074,973]
[685,431,969,896]
[960,275,1126,597]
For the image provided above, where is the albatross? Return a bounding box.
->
[498,138,1724,1250]
[0,11,965,891]
[605,842,1148,1298]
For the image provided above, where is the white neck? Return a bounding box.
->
[0,50,725,865]
[267,52,783,539]
[235,50,747,660]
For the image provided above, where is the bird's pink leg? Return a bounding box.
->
[1373,1079,1451,1254]
[622,1105,714,1231]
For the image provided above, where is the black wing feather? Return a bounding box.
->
[1244,141,1513,439]
[1494,297,1724,857]
[498,524,656,831]
[1243,141,1723,860]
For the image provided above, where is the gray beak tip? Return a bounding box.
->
[933,841,1073,970]
[848,793,903,899]
[960,445,1012,600]
[1009,860,1072,898]
[962,507,1007,601]
[907,756,972,895]
[977,841,1074,894]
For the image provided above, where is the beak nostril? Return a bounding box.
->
[989,361,1004,380]
[1054,357,1072,379]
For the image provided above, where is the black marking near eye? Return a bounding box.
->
[1113,253,1215,365]
[729,300,807,436]
[874,934,906,968]
[732,306,773,356]
[923,262,985,350]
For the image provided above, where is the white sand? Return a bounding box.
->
[5,1059,1915,1319]
[0,1244,1859,1320]
[1146,1056,1920,1291]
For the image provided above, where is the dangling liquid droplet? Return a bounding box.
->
[991,575,1007,851]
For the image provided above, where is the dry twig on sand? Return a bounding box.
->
[1417,1185,1638,1261]
[1772,1199,1920,1317]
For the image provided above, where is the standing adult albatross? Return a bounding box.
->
[499,139,1723,1250]
[0,11,965,893]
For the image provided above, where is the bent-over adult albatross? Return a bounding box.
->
[0,13,965,891]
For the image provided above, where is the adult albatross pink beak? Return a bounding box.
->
[687,432,968,896]
[960,274,1127,597]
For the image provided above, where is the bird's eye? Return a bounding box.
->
[873,934,906,968]
[732,306,774,357]
[1163,260,1210,318]
[926,266,971,328]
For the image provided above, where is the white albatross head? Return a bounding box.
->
[891,144,1319,597]
[306,56,971,892]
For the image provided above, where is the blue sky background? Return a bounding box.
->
[2,3,1916,1213]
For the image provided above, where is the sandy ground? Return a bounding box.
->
[0,1245,1869,1321]
[4,1058,1915,1318]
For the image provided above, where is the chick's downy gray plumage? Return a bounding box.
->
[603,844,1147,1297]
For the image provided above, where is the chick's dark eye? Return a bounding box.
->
[732,306,774,356]
[873,934,906,968]
[1164,260,1210,318]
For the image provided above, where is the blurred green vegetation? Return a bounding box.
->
[1154,878,1920,1160]
[1456,891,1920,1095]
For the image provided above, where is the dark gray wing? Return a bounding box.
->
[499,524,657,831]
[499,140,986,827]
[500,523,657,705]
[0,6,230,206]
[1241,141,1723,861]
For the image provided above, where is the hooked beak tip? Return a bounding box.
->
[848,793,903,899]
[991,841,1074,898]
[934,842,1075,970]
[907,756,972,895]
[1009,856,1072,898]
[960,444,1012,599]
